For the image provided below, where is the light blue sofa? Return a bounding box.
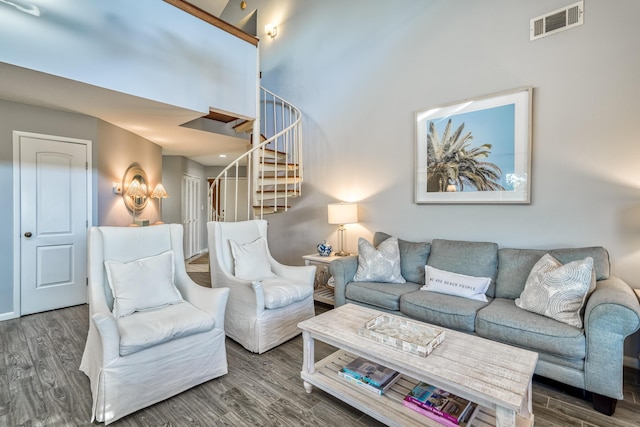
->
[329,233,640,416]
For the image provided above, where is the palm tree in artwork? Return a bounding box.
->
[426,119,505,192]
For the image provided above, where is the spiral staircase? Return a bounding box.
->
[208,86,303,222]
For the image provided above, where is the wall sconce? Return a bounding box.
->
[328,202,359,256]
[150,183,169,224]
[265,23,278,38]
[125,179,147,225]
[122,163,149,226]
[112,182,122,194]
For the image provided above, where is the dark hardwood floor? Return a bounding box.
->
[1,272,639,426]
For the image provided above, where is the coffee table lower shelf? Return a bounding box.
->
[301,350,532,427]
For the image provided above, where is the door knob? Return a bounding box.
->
[24,232,32,238]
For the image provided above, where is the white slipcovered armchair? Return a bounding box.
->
[207,220,316,353]
[80,224,230,424]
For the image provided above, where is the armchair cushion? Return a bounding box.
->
[105,250,183,318]
[117,302,215,356]
[260,276,314,309]
[229,237,276,280]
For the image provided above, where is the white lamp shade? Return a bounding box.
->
[328,202,358,225]
[125,179,146,198]
[150,183,169,199]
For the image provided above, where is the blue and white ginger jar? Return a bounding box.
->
[317,241,332,256]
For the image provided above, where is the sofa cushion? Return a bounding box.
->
[354,237,405,283]
[476,298,586,359]
[374,232,431,285]
[428,239,498,297]
[346,281,422,311]
[515,254,594,328]
[118,301,215,356]
[495,249,548,299]
[260,276,314,309]
[400,290,490,332]
[550,247,609,280]
[496,246,610,299]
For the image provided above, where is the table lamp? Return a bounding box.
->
[328,202,358,256]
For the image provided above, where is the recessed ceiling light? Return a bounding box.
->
[219,154,227,158]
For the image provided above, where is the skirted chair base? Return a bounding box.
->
[226,294,315,354]
[207,220,316,354]
[80,324,227,423]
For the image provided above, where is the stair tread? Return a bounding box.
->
[233,119,254,133]
[260,149,287,159]
[261,160,298,166]
[258,175,300,181]
[260,173,301,178]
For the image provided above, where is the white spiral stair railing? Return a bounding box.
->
[208,87,303,222]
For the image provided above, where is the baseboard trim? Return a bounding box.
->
[0,311,19,321]
[623,355,639,370]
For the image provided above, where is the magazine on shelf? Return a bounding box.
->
[341,357,399,388]
[404,382,475,425]
[338,369,401,395]
[402,399,476,427]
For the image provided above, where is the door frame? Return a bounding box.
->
[8,131,93,320]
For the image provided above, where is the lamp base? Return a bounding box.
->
[335,250,350,256]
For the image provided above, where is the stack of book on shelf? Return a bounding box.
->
[403,382,476,427]
[338,357,401,395]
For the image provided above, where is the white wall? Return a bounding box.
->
[98,120,163,226]
[0,0,256,117]
[256,0,640,361]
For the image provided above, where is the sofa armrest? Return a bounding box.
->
[329,255,358,306]
[583,277,640,399]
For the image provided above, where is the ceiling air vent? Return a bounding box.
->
[530,1,584,41]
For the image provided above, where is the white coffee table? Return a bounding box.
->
[298,304,537,427]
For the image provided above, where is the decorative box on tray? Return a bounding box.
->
[357,314,445,357]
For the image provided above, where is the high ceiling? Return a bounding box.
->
[0,0,255,167]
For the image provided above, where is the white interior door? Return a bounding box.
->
[182,174,200,259]
[17,133,89,315]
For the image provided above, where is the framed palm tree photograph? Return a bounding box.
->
[415,87,532,204]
